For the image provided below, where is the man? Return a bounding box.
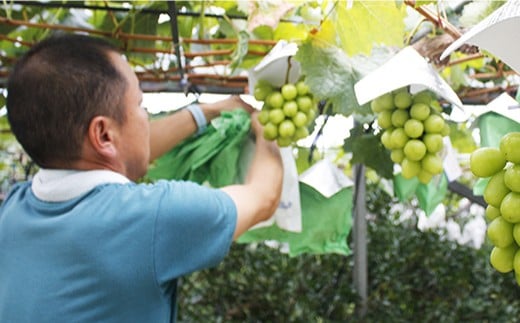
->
[0,33,283,322]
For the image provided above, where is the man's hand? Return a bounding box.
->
[201,95,255,121]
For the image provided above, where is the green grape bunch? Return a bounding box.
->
[370,87,449,184]
[470,132,520,285]
[254,79,318,147]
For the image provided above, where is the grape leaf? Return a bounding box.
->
[334,1,406,56]
[294,41,366,116]
[229,30,250,72]
[343,123,393,179]
[273,21,308,42]
[310,19,336,47]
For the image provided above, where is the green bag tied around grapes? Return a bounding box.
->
[237,182,353,257]
[394,173,448,216]
[146,109,251,187]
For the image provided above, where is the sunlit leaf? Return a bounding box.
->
[334,1,406,56]
[311,19,336,47]
[273,21,308,41]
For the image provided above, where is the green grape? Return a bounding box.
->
[403,139,427,162]
[296,81,309,96]
[504,164,520,192]
[423,133,443,153]
[281,83,298,101]
[268,91,284,109]
[417,169,433,184]
[390,128,409,149]
[292,112,308,128]
[263,123,278,140]
[371,93,394,112]
[277,136,292,147]
[258,109,270,125]
[390,149,404,164]
[391,109,409,128]
[377,110,393,129]
[412,91,433,105]
[381,129,394,149]
[500,191,520,223]
[484,170,510,209]
[485,205,501,222]
[269,109,285,125]
[487,216,514,248]
[282,101,298,117]
[293,126,309,140]
[409,103,431,121]
[424,114,445,133]
[470,147,506,178]
[500,132,520,164]
[490,244,517,273]
[401,158,421,179]
[296,96,313,113]
[278,120,296,138]
[403,119,424,139]
[421,153,443,175]
[394,91,412,109]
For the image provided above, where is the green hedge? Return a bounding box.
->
[177,184,520,322]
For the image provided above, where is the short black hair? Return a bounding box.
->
[7,33,128,168]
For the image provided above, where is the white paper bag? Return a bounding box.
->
[354,46,463,109]
[251,147,302,232]
[248,40,301,94]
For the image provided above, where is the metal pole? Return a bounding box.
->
[353,163,367,318]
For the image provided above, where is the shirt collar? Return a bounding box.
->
[31,169,131,202]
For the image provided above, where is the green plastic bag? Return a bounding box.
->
[393,174,420,202]
[393,173,448,216]
[237,182,353,257]
[146,109,251,187]
[478,112,520,148]
[473,177,489,196]
[416,174,448,216]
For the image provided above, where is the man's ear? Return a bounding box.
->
[87,116,119,159]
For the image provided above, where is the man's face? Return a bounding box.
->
[110,52,150,181]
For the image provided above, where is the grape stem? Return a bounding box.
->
[285,56,291,85]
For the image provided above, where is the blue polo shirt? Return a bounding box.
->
[0,170,236,323]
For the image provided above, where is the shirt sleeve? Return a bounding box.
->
[151,180,237,287]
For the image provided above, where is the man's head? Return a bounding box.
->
[7,33,150,180]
